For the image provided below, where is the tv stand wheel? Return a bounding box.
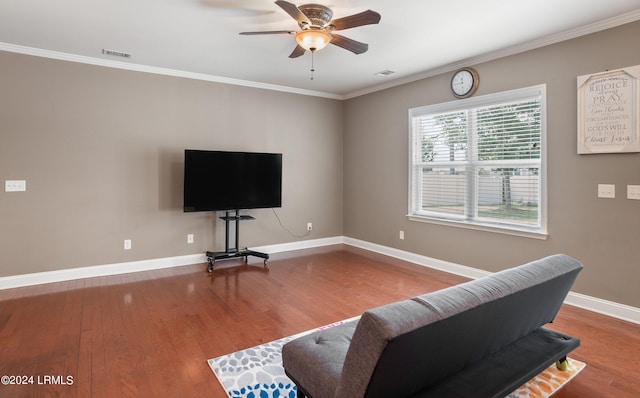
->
[207,258,215,273]
[263,259,268,267]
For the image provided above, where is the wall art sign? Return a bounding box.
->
[577,65,640,154]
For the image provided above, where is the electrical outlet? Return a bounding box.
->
[307,222,313,231]
[597,184,615,199]
[187,234,194,244]
[399,230,405,240]
[628,185,640,200]
[124,239,132,250]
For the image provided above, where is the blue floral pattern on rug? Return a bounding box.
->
[228,382,297,398]
[209,334,300,398]
[208,318,359,398]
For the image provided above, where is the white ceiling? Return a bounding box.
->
[1,0,640,99]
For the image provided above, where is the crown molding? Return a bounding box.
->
[0,42,343,100]
[1,9,639,101]
[343,9,640,99]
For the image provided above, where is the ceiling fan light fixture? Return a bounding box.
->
[295,29,332,52]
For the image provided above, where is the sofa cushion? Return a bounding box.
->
[282,320,358,398]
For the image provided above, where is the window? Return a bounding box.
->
[409,85,547,237]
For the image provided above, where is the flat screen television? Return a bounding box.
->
[183,149,282,212]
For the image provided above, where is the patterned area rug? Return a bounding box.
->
[208,318,585,398]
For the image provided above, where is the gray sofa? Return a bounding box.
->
[282,254,583,398]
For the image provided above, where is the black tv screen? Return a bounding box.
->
[183,150,282,212]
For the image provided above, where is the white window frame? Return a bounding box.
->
[408,85,548,239]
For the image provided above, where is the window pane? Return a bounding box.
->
[419,167,466,217]
[416,111,468,162]
[477,99,541,161]
[476,167,540,226]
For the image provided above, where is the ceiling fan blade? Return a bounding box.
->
[239,30,295,35]
[288,45,306,58]
[330,34,369,54]
[275,0,311,25]
[328,9,381,30]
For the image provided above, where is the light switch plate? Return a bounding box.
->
[597,184,615,199]
[5,180,26,192]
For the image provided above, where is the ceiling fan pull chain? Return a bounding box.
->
[310,51,315,80]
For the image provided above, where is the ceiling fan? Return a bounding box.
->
[240,1,381,58]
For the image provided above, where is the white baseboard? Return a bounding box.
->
[1,236,637,324]
[563,292,640,325]
[343,237,640,324]
[0,237,342,291]
[250,236,344,254]
[343,237,493,280]
[0,253,206,290]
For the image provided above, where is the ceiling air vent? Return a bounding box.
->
[102,49,133,59]
[374,69,395,77]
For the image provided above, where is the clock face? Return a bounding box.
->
[451,68,478,98]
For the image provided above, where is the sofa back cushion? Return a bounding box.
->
[334,254,582,398]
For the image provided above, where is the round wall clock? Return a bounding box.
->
[451,67,479,98]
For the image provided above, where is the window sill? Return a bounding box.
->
[407,215,548,240]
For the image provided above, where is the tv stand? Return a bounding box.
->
[205,210,269,272]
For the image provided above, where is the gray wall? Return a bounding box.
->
[344,21,640,308]
[0,52,344,276]
[1,21,639,309]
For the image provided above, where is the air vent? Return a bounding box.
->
[374,69,395,77]
[102,49,133,59]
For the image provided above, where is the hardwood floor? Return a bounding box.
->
[0,245,638,397]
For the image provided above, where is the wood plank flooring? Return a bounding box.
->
[0,245,638,397]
